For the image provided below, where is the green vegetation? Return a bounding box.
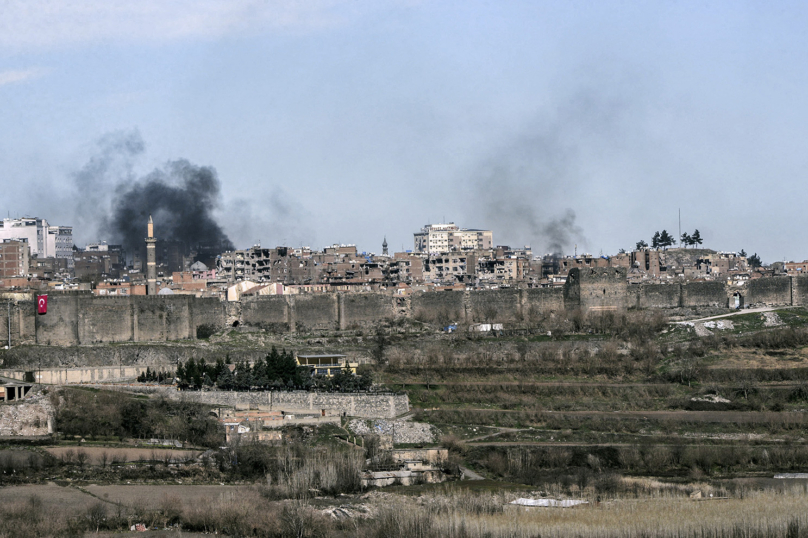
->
[174,346,373,392]
[53,387,223,447]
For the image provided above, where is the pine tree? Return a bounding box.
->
[217,367,235,390]
[636,240,648,250]
[279,350,298,387]
[195,359,206,388]
[185,359,198,387]
[691,229,703,247]
[266,347,281,384]
[659,230,673,249]
[211,358,225,384]
[652,232,661,249]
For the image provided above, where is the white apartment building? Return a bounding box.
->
[0,218,73,269]
[413,223,493,254]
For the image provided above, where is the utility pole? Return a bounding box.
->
[6,300,10,349]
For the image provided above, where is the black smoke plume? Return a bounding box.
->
[111,160,234,255]
[66,130,234,257]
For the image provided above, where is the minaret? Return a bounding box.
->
[382,236,388,256]
[146,215,157,295]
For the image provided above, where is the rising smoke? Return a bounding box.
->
[465,88,635,255]
[70,130,234,256]
[110,160,234,254]
[467,123,587,256]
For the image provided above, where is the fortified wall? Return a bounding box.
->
[4,270,808,346]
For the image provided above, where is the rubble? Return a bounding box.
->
[763,312,784,327]
[0,390,53,436]
[348,419,437,444]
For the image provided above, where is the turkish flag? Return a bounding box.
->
[36,295,47,315]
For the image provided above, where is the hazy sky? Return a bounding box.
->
[2,1,808,262]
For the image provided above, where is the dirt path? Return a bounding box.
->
[459,466,485,480]
[419,408,806,424]
[676,306,786,324]
[466,427,526,442]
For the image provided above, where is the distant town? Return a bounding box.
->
[0,215,796,299]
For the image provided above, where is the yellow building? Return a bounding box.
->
[295,354,358,376]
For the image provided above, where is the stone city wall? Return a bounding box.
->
[5,271,808,346]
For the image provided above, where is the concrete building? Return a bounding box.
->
[0,218,73,267]
[296,354,358,376]
[413,223,493,254]
[46,226,74,270]
[0,239,29,278]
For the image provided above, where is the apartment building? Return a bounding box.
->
[413,223,493,254]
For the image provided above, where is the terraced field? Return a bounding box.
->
[380,307,808,487]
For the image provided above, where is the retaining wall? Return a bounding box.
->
[175,390,409,419]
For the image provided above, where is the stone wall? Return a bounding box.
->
[468,289,521,322]
[293,294,339,332]
[568,268,629,311]
[1,366,147,384]
[241,296,288,331]
[523,287,565,314]
[682,281,727,308]
[792,276,808,306]
[174,390,409,419]
[7,271,808,346]
[410,291,466,323]
[341,294,394,328]
[746,276,792,306]
[635,283,681,309]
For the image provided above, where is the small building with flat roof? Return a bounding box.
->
[296,354,358,376]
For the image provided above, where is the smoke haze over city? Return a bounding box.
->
[3,1,808,262]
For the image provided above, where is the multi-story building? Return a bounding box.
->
[46,226,74,270]
[413,223,493,254]
[0,218,73,268]
[0,239,29,278]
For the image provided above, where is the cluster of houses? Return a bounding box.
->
[1,217,800,296]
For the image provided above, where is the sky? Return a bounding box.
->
[2,0,808,263]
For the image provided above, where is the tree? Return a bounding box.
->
[651,232,661,249]
[636,240,648,250]
[217,368,235,390]
[680,233,692,248]
[739,249,747,258]
[658,230,674,249]
[748,253,762,269]
[691,229,703,247]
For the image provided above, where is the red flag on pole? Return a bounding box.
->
[36,295,47,315]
